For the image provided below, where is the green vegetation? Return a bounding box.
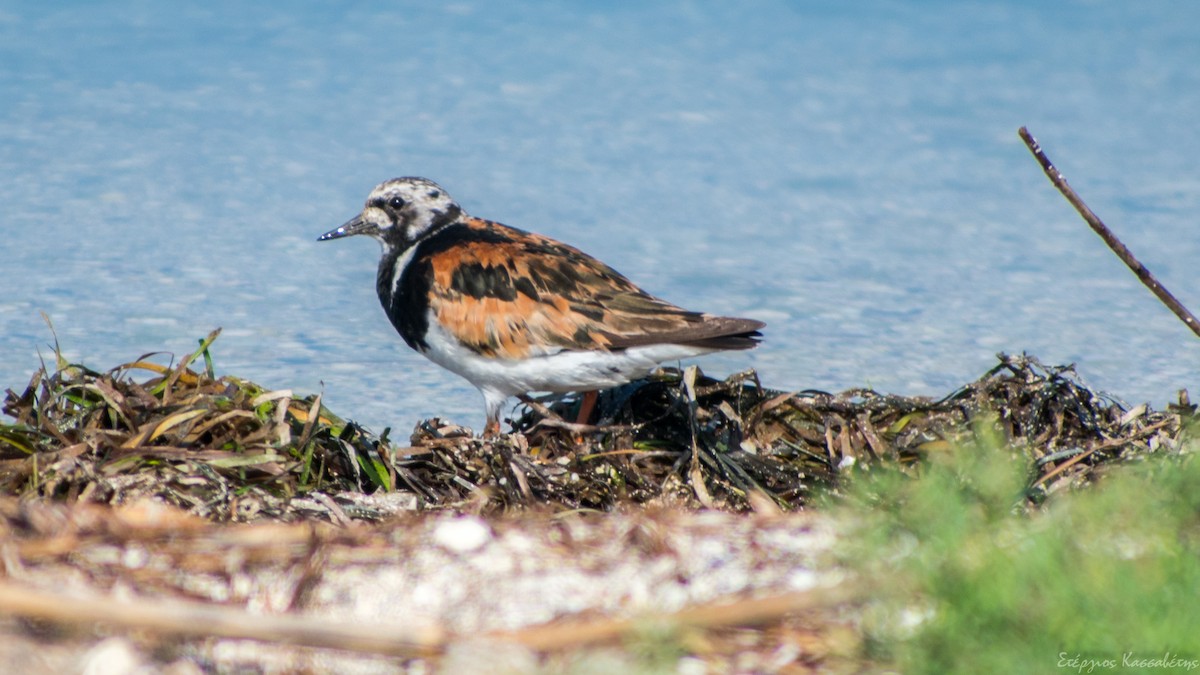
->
[838,418,1200,673]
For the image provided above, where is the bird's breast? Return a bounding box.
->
[376,243,431,352]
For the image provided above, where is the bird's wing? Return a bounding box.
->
[422,219,763,359]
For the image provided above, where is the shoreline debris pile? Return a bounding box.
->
[1,333,1190,519]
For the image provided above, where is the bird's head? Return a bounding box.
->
[318,177,463,251]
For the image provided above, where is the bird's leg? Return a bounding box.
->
[481,389,507,438]
[483,418,501,438]
[576,390,599,426]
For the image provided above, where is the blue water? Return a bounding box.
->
[2,2,1198,433]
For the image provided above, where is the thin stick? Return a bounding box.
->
[491,586,858,652]
[1034,417,1174,487]
[1018,127,1200,339]
[0,579,856,657]
[0,581,445,659]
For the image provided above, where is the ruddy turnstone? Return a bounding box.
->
[319,177,765,436]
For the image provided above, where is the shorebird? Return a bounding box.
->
[319,177,764,436]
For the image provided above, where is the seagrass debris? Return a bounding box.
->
[1,331,1193,519]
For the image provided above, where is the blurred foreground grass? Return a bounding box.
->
[836,418,1200,673]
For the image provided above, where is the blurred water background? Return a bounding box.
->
[2,1,1198,432]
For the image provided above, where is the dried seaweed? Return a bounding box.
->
[0,330,387,521]
[1,330,1192,519]
[507,353,1190,508]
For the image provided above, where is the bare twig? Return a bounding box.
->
[0,579,857,658]
[490,585,858,652]
[1034,417,1175,487]
[0,581,445,658]
[1018,127,1200,339]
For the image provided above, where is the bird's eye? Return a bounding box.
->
[427,190,440,199]
[388,196,406,209]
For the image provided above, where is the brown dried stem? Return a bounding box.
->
[492,585,857,651]
[0,579,854,658]
[1018,126,1200,339]
[0,580,445,658]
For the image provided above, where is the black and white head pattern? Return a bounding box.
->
[356,177,464,250]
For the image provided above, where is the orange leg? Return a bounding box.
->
[483,418,501,438]
[576,390,599,426]
[483,392,505,438]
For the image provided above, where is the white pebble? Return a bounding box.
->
[432,516,492,553]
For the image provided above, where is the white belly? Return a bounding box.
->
[420,315,717,397]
